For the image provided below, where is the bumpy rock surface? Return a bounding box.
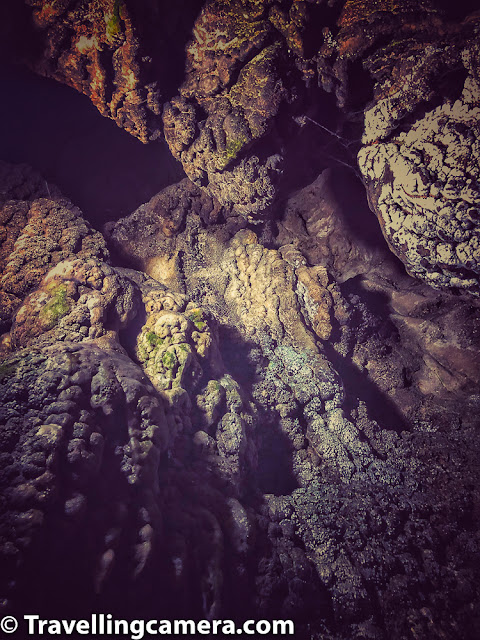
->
[10,257,138,349]
[3,0,480,637]
[0,173,108,333]
[0,164,258,619]
[0,341,168,610]
[107,167,480,637]
[23,0,164,143]
[17,0,480,284]
[358,23,480,294]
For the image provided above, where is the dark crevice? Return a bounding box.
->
[323,277,411,433]
[128,0,204,103]
[256,409,300,496]
[434,0,480,21]
[98,49,116,110]
[0,63,184,229]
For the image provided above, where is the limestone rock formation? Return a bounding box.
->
[163,0,299,210]
[0,161,62,206]
[0,163,261,620]
[358,22,480,295]
[23,0,164,143]
[14,0,480,291]
[0,341,168,610]
[10,257,139,350]
[0,175,108,334]
[2,0,480,637]
[107,166,480,636]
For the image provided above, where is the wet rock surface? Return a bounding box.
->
[2,0,480,638]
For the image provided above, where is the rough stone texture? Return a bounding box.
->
[162,4,291,219]
[104,176,222,254]
[24,0,163,143]
[107,167,480,637]
[316,0,441,110]
[2,174,480,634]
[3,1,480,638]
[0,340,168,611]
[0,163,261,621]
[0,185,108,333]
[358,35,480,294]
[276,167,400,282]
[16,0,480,285]
[10,257,139,350]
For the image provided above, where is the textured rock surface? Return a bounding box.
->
[23,0,164,143]
[10,257,138,350]
[107,167,480,636]
[3,0,480,637]
[0,176,108,333]
[0,341,168,610]
[16,0,480,276]
[358,27,480,294]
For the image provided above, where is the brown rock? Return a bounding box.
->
[0,191,108,329]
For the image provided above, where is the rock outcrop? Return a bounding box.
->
[0,163,108,334]
[0,341,167,610]
[106,169,480,636]
[2,0,480,637]
[0,163,262,619]
[22,0,164,143]
[14,1,480,293]
[357,18,480,295]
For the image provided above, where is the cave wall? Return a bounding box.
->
[1,2,480,639]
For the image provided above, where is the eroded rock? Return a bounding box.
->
[24,0,164,143]
[0,190,108,331]
[3,2,480,636]
[0,341,168,609]
[359,66,480,295]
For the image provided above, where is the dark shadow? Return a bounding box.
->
[0,63,184,229]
[217,324,299,495]
[255,410,300,495]
[217,325,259,389]
[434,0,480,20]
[327,168,406,261]
[275,87,358,201]
[325,276,411,433]
[324,345,410,434]
[129,0,205,103]
[0,0,43,63]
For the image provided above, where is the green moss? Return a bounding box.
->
[106,0,122,41]
[188,309,207,331]
[188,309,202,321]
[208,380,225,396]
[162,350,177,370]
[40,283,70,330]
[172,361,186,387]
[227,43,281,125]
[146,331,163,348]
[233,18,268,44]
[226,137,248,159]
[0,361,16,381]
